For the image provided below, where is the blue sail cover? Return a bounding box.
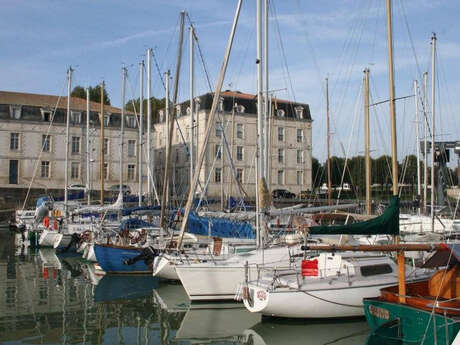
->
[187,212,255,239]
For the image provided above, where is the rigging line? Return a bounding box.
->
[152,49,166,91]
[185,12,214,92]
[22,77,67,212]
[271,1,296,102]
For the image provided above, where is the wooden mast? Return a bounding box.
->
[386,0,405,304]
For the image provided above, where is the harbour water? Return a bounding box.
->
[0,232,372,345]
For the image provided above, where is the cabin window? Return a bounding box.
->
[360,264,393,277]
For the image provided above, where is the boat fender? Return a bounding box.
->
[302,259,318,277]
[43,216,50,228]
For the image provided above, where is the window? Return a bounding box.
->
[278,148,284,163]
[42,135,51,152]
[71,136,80,154]
[276,109,285,117]
[215,144,222,160]
[71,162,79,179]
[297,129,303,143]
[104,138,109,155]
[103,163,108,180]
[103,115,110,126]
[176,105,182,116]
[237,146,243,161]
[216,121,222,137]
[127,116,136,128]
[360,264,393,277]
[41,161,50,178]
[10,105,21,119]
[277,170,284,185]
[10,133,19,151]
[41,110,52,122]
[278,127,284,141]
[175,149,180,163]
[215,167,222,183]
[218,97,224,112]
[71,111,81,124]
[235,104,245,113]
[295,106,304,118]
[297,171,303,185]
[297,150,303,164]
[128,139,136,157]
[128,164,136,180]
[236,168,243,183]
[236,123,243,139]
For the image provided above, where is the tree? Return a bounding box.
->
[71,85,111,105]
[126,97,167,123]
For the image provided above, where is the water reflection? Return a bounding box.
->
[0,233,374,345]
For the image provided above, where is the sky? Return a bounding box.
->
[2,0,460,165]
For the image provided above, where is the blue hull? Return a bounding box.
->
[94,244,152,274]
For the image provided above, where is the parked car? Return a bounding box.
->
[272,189,296,199]
[299,190,313,199]
[108,184,131,194]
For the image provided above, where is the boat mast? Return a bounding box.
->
[86,87,91,205]
[138,61,144,206]
[326,78,332,206]
[160,10,185,233]
[100,81,105,205]
[386,0,404,304]
[147,48,152,205]
[64,67,72,217]
[120,67,127,209]
[189,26,195,189]
[414,79,421,215]
[430,33,437,232]
[364,69,371,215]
[423,72,428,215]
[176,0,243,249]
[257,0,264,181]
[264,0,270,188]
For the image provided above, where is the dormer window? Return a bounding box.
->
[235,104,245,113]
[40,109,52,122]
[159,110,164,122]
[276,109,285,117]
[71,111,81,124]
[194,97,201,112]
[186,106,191,115]
[126,115,136,128]
[9,105,22,119]
[218,97,224,112]
[176,105,181,116]
[104,114,110,126]
[295,106,304,119]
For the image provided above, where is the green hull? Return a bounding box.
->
[364,298,459,345]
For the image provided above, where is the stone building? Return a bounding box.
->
[0,90,312,204]
[154,90,313,201]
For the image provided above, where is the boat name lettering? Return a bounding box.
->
[257,290,267,301]
[368,305,389,319]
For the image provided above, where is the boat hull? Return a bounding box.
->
[364,298,459,345]
[94,244,152,274]
[38,229,63,248]
[244,282,394,318]
[153,255,180,280]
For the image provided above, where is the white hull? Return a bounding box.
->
[38,230,63,248]
[244,281,394,318]
[83,243,97,262]
[153,255,179,280]
[175,246,297,301]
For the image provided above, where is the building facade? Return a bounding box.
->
[0,90,312,203]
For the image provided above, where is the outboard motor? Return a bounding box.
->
[123,246,159,267]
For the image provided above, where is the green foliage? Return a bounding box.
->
[125,97,167,123]
[71,85,111,105]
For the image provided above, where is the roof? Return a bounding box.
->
[0,90,124,114]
